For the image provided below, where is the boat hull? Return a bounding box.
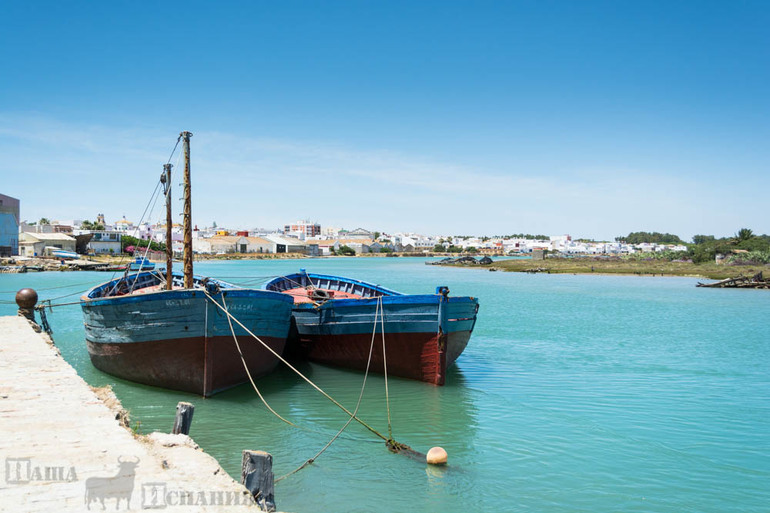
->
[289,295,478,385]
[82,287,293,396]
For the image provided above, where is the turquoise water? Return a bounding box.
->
[1,258,768,512]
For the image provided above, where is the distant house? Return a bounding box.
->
[283,220,321,240]
[315,240,340,256]
[346,228,374,240]
[18,232,77,257]
[263,234,308,254]
[73,230,122,254]
[245,236,272,253]
[112,216,135,232]
[192,235,245,254]
[0,193,20,256]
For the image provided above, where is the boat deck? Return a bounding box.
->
[284,286,362,304]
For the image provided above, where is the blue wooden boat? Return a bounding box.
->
[80,132,294,396]
[264,271,480,385]
[81,271,293,396]
[128,256,155,271]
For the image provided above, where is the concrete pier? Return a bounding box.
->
[0,316,258,511]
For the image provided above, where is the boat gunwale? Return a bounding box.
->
[81,271,294,305]
[264,272,404,297]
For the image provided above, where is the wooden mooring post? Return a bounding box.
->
[172,401,195,435]
[241,450,275,512]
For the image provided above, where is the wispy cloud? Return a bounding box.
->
[0,114,765,238]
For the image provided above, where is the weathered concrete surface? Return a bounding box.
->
[0,316,257,511]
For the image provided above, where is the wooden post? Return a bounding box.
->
[241,450,275,512]
[171,401,194,435]
[162,163,173,290]
[180,131,194,289]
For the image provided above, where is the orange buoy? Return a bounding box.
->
[426,446,447,465]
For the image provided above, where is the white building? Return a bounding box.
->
[72,230,122,254]
[18,232,77,257]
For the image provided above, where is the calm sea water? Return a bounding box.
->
[1,258,768,512]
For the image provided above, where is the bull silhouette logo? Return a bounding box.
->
[84,456,139,510]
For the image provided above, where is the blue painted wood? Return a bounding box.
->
[82,271,294,345]
[265,272,479,338]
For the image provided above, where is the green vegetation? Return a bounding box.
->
[433,244,446,252]
[493,257,769,280]
[379,247,394,253]
[486,227,770,280]
[81,220,105,230]
[615,231,684,244]
[686,228,770,264]
[498,233,549,240]
[337,245,356,256]
[121,235,166,253]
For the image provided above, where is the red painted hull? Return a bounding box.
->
[294,330,472,385]
[87,335,285,396]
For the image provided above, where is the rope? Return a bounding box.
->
[218,293,298,428]
[379,296,393,440]
[36,300,82,309]
[166,134,182,165]
[202,290,390,442]
[128,189,164,294]
[275,296,382,483]
[0,280,100,294]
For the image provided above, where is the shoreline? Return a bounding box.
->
[5,252,769,282]
[0,315,261,511]
[481,257,770,281]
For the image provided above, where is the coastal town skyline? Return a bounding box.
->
[1,2,768,241]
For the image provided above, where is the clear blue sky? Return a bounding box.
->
[1,0,767,240]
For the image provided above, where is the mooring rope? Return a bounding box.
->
[218,293,298,428]
[202,290,401,444]
[379,295,394,441]
[209,289,381,444]
[275,296,383,482]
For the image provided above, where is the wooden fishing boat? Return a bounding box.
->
[128,256,155,271]
[80,132,293,396]
[264,271,480,385]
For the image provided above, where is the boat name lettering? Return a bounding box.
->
[165,299,192,308]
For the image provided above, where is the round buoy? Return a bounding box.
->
[426,446,447,465]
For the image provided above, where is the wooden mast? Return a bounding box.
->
[162,163,173,290]
[181,131,194,289]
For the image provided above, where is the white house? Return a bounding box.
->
[18,232,77,257]
[72,230,122,254]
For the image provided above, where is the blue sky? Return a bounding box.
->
[1,1,768,240]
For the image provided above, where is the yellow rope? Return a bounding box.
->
[276,296,383,482]
[379,295,393,441]
[218,293,297,428]
[203,290,389,442]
